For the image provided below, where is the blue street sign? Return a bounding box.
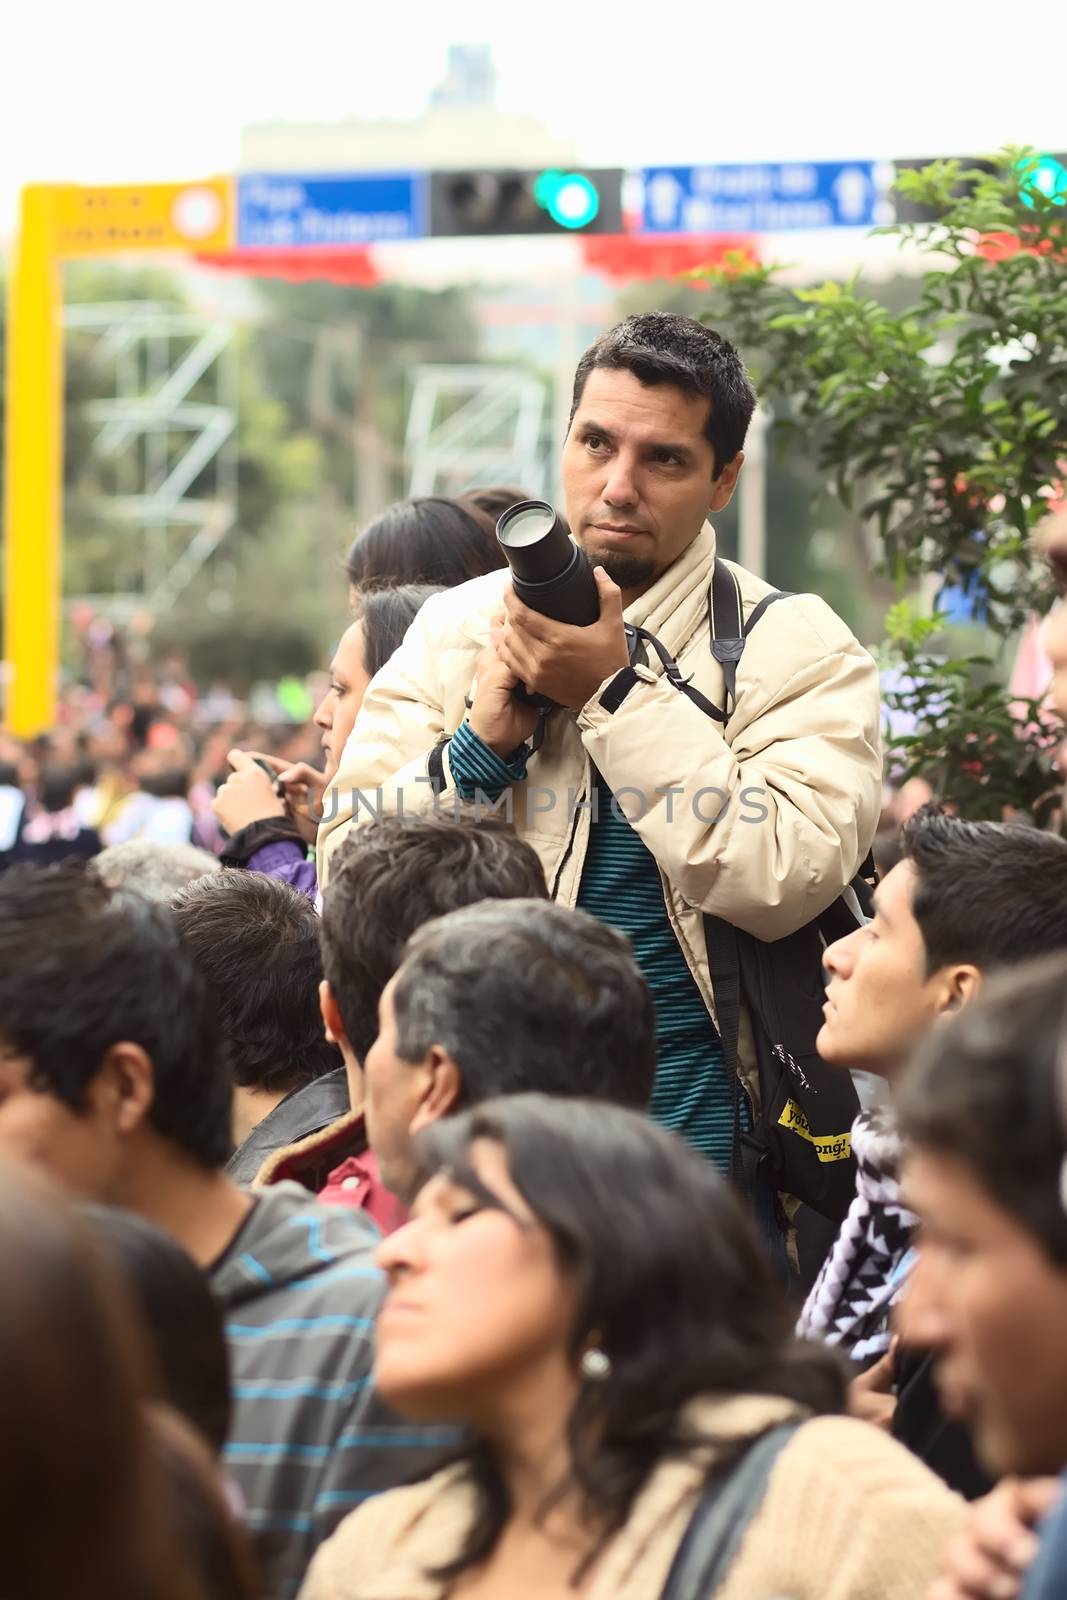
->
[638,161,880,233]
[237,173,425,247]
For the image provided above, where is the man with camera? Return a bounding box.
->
[320,313,881,1182]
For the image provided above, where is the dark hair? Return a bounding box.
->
[898,952,1067,1266]
[570,313,757,479]
[150,1409,259,1600]
[320,816,548,1064]
[0,1165,199,1600]
[82,1206,231,1454]
[393,901,656,1111]
[0,865,231,1168]
[345,496,507,592]
[417,1094,845,1581]
[0,761,20,788]
[38,763,79,813]
[171,869,339,1096]
[350,583,444,677]
[459,485,532,526]
[901,806,1067,976]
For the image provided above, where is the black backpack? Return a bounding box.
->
[627,562,875,1223]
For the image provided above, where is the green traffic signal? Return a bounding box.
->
[1016,153,1067,208]
[533,170,601,230]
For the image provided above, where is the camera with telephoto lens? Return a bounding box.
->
[495,499,600,708]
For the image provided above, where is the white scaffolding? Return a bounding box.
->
[405,365,547,499]
[63,302,237,616]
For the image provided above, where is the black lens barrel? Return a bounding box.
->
[496,500,600,627]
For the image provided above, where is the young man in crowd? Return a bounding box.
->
[797,807,1067,1493]
[256,814,549,1220]
[0,864,453,1600]
[169,868,348,1183]
[897,955,1067,1600]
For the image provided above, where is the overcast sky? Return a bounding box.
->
[1,0,1063,242]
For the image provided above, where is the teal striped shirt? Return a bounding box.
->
[450,723,744,1171]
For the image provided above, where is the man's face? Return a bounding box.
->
[0,1046,122,1197]
[901,1147,1067,1477]
[561,368,742,597]
[818,861,955,1078]
[362,978,433,1205]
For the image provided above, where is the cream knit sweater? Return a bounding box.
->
[298,1393,965,1600]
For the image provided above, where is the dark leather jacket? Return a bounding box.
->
[226,1067,353,1185]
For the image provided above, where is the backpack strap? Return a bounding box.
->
[658,1422,803,1600]
[702,912,747,1195]
[709,561,794,718]
[709,561,745,717]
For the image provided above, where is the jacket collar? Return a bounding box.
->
[623,522,717,653]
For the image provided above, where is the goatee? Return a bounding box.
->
[592,552,659,593]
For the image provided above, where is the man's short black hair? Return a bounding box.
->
[898,951,1067,1266]
[0,864,229,1168]
[171,869,339,1096]
[392,900,656,1111]
[900,806,1067,976]
[320,816,549,1064]
[569,312,757,479]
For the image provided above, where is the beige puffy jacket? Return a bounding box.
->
[319,523,880,1034]
[297,1393,964,1600]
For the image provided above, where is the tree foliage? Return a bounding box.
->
[695,148,1067,821]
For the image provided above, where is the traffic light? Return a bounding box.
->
[892,154,1067,223]
[1016,152,1067,208]
[429,168,622,235]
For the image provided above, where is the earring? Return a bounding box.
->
[580,1347,612,1382]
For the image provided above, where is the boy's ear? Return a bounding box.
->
[320,980,350,1050]
[90,1042,154,1137]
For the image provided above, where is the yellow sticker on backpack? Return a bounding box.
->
[778,1099,852,1164]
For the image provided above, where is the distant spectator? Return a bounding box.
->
[170,869,343,1181]
[215,585,442,900]
[10,763,101,868]
[103,747,195,847]
[93,839,220,903]
[0,760,25,872]
[345,496,505,600]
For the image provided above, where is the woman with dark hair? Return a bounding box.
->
[215,583,443,897]
[458,484,532,531]
[0,1163,203,1600]
[300,1096,963,1600]
[82,1205,232,1454]
[345,496,506,600]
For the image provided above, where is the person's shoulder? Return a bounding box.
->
[413,568,511,637]
[305,1462,475,1595]
[234,1185,384,1296]
[783,1413,962,1507]
[725,558,870,660]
